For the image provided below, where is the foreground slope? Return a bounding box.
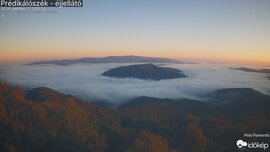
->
[0,82,270,152]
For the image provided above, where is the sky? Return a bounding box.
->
[0,0,270,64]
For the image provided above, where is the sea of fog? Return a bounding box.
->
[0,63,270,104]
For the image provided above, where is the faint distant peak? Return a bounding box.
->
[230,67,270,74]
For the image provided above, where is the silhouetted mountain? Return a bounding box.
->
[120,96,174,108]
[102,64,186,80]
[200,88,270,120]
[206,88,266,104]
[26,55,181,66]
[120,89,270,118]
[230,67,270,74]
[119,96,214,116]
[26,87,71,102]
[1,83,270,152]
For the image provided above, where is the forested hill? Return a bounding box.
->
[102,64,186,80]
[0,82,270,152]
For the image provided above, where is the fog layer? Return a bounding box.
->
[0,63,270,104]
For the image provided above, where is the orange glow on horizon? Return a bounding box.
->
[1,48,269,66]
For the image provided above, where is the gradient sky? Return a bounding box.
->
[0,0,270,64]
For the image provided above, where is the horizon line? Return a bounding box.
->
[1,54,270,66]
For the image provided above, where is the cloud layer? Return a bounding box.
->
[0,63,270,104]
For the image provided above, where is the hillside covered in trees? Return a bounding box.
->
[0,82,270,152]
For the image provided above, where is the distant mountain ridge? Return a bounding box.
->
[24,86,270,119]
[26,55,182,66]
[230,67,270,81]
[206,88,267,104]
[230,67,270,74]
[120,88,270,118]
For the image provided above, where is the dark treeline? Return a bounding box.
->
[0,82,270,152]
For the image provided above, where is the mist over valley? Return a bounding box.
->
[1,58,270,105]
